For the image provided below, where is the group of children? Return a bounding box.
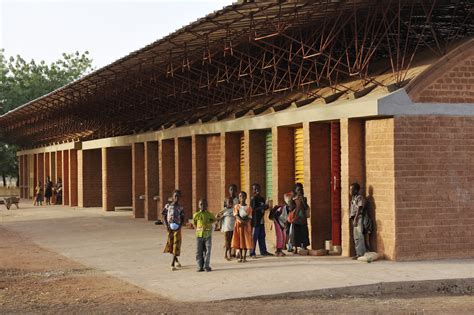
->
[34,176,63,206]
[161,182,311,272]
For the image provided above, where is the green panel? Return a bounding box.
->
[265,131,273,199]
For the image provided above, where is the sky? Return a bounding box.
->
[1,0,232,69]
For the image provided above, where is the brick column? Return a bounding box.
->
[271,126,295,205]
[304,122,332,250]
[56,151,62,183]
[62,151,69,205]
[69,149,78,207]
[50,152,56,183]
[102,147,132,211]
[144,141,159,220]
[18,156,23,198]
[44,152,50,183]
[159,139,175,211]
[33,154,38,194]
[192,135,206,215]
[205,135,221,214]
[175,137,192,220]
[220,132,241,204]
[132,143,145,218]
[340,118,365,257]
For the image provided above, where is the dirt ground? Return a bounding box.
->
[0,227,473,314]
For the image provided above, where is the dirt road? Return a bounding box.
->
[0,227,472,314]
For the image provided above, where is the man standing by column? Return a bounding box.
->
[250,183,273,258]
[350,182,366,259]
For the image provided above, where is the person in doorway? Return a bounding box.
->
[249,183,273,258]
[193,198,216,272]
[270,192,293,256]
[34,181,43,206]
[225,184,239,257]
[220,197,235,261]
[44,176,53,205]
[55,178,63,205]
[231,191,253,263]
[350,182,367,259]
[291,183,310,254]
[162,190,185,271]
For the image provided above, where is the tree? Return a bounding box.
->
[0,50,93,185]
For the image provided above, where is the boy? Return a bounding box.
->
[249,183,273,257]
[220,197,235,261]
[193,198,216,272]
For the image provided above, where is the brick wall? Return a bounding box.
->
[69,149,78,207]
[206,135,221,214]
[365,118,396,260]
[272,126,295,205]
[38,153,44,187]
[102,147,132,211]
[63,150,70,205]
[144,141,159,220]
[132,143,145,218]
[305,122,332,250]
[159,139,175,211]
[192,135,207,214]
[56,151,62,183]
[176,137,192,220]
[407,40,474,104]
[78,149,102,208]
[246,130,267,197]
[340,119,366,257]
[394,116,474,260]
[221,132,241,202]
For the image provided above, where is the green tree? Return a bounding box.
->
[0,50,93,186]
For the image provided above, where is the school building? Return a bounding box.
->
[1,0,473,261]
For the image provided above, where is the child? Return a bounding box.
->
[34,181,43,206]
[220,197,235,261]
[193,198,216,272]
[162,190,185,271]
[231,191,253,263]
[270,192,293,257]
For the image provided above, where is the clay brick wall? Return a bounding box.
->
[272,126,295,205]
[365,118,396,259]
[407,40,474,104]
[221,132,241,202]
[44,152,50,182]
[159,139,175,211]
[145,141,159,220]
[192,135,207,214]
[69,149,78,207]
[176,137,192,220]
[206,135,221,214]
[132,143,145,218]
[340,119,366,257]
[305,122,332,250]
[246,130,267,197]
[38,153,44,187]
[63,150,70,206]
[56,151,62,183]
[102,147,132,211]
[78,149,102,208]
[50,152,56,183]
[394,116,474,260]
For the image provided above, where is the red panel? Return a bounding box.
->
[331,121,341,246]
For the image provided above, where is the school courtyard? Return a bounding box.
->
[1,203,473,312]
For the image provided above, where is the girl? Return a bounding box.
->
[162,190,185,271]
[44,176,53,206]
[231,191,253,263]
[291,183,310,254]
[34,181,43,206]
[220,197,235,261]
[270,192,293,257]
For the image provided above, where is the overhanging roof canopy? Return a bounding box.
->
[1,0,473,147]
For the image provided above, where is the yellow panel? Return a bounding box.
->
[240,135,246,192]
[294,127,304,185]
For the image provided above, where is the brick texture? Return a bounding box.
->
[365,118,396,260]
[50,152,56,183]
[56,151,62,183]
[394,116,474,260]
[221,132,241,204]
[176,137,192,221]
[102,147,132,211]
[132,143,145,218]
[144,141,159,220]
[44,152,50,182]
[340,119,365,257]
[38,153,44,187]
[407,40,474,104]
[192,135,207,215]
[272,126,295,205]
[69,149,78,207]
[305,122,332,250]
[159,139,175,211]
[245,130,267,197]
[206,135,221,214]
[62,150,70,206]
[78,149,102,208]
